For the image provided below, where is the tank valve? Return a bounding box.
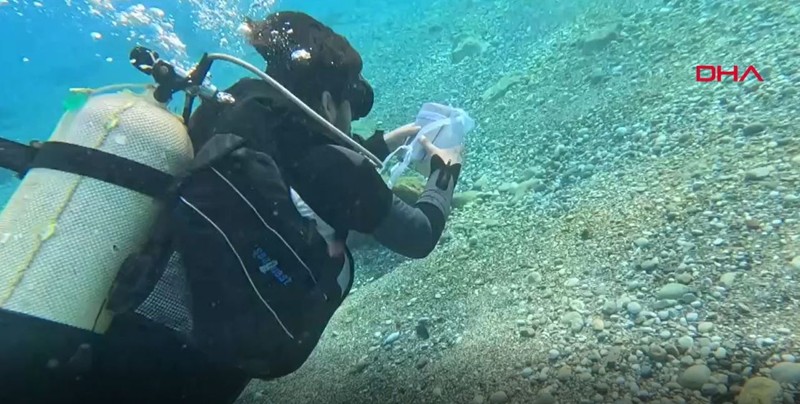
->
[129,46,234,105]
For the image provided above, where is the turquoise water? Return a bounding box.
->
[0,0,586,214]
[2,0,800,403]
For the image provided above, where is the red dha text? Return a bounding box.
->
[695,65,764,82]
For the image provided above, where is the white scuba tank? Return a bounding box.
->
[383,102,475,187]
[0,89,194,333]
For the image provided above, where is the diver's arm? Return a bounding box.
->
[370,155,461,259]
[288,145,459,259]
[352,130,390,161]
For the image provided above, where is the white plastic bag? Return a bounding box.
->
[383,102,474,187]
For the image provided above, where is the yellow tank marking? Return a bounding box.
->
[106,117,120,131]
[40,222,56,241]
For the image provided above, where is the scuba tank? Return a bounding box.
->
[0,55,200,403]
[0,88,194,333]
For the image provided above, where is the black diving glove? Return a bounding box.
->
[414,154,461,230]
[427,154,462,191]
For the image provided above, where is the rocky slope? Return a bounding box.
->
[237,0,800,403]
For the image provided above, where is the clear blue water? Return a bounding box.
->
[0,1,372,141]
[0,0,278,202]
[5,1,798,402]
[0,0,582,204]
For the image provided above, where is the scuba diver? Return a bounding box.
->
[0,10,464,404]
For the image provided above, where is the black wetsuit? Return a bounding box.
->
[0,78,460,404]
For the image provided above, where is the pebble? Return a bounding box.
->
[641,258,659,271]
[756,337,776,347]
[744,166,774,180]
[489,391,509,404]
[719,272,738,287]
[701,383,719,396]
[471,395,486,404]
[657,283,691,299]
[675,273,693,284]
[649,345,668,362]
[528,272,543,283]
[697,322,714,333]
[591,318,605,331]
[677,336,694,351]
[383,332,400,345]
[562,311,584,333]
[548,349,560,360]
[557,365,572,380]
[602,301,618,315]
[742,122,767,136]
[678,365,711,390]
[737,377,782,404]
[627,302,642,315]
[533,392,556,404]
[770,362,800,384]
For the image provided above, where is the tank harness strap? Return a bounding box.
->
[0,137,38,175]
[0,137,175,199]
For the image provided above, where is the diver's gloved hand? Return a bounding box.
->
[404,135,461,254]
[417,135,463,182]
